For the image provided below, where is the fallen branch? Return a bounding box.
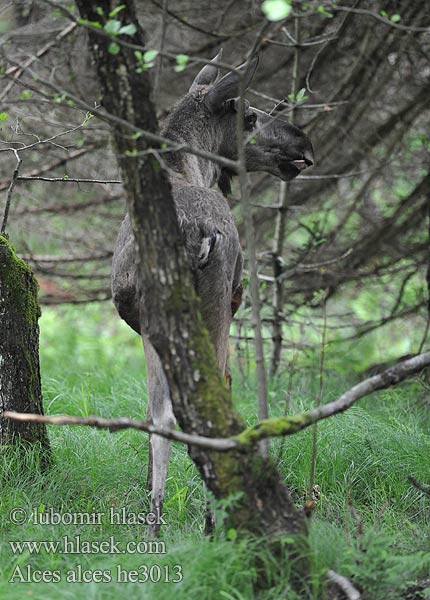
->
[408,474,430,497]
[327,570,361,600]
[3,352,430,451]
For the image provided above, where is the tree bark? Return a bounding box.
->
[75,0,308,583]
[0,236,51,465]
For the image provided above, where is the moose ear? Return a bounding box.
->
[206,56,259,111]
[189,49,223,92]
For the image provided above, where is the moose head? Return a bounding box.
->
[167,50,314,191]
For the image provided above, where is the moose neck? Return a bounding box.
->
[161,95,222,188]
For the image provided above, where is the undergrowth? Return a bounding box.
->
[0,304,429,599]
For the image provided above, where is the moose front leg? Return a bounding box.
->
[143,335,176,537]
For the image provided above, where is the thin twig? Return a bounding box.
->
[331,5,430,33]
[0,144,100,192]
[0,21,78,101]
[308,297,327,503]
[236,24,271,457]
[1,149,22,235]
[153,0,168,100]
[13,195,121,216]
[7,58,239,172]
[20,252,112,263]
[269,15,300,377]
[16,176,122,184]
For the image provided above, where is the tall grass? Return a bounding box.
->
[0,304,429,599]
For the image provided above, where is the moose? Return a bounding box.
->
[111,53,314,534]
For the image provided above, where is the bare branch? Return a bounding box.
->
[236,24,271,456]
[2,411,237,451]
[1,149,22,235]
[234,352,430,446]
[4,353,430,452]
[13,194,121,216]
[19,252,112,263]
[331,5,430,33]
[0,21,78,101]
[8,59,239,172]
[16,176,122,184]
[0,144,101,192]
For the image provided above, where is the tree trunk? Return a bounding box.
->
[75,0,308,585]
[0,235,51,464]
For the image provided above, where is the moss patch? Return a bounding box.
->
[234,414,313,447]
[0,235,40,324]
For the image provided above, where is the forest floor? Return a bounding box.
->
[1,304,429,599]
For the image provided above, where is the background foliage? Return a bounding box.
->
[1,0,430,597]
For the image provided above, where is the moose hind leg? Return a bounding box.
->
[143,335,176,537]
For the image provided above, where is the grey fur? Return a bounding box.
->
[111,55,314,534]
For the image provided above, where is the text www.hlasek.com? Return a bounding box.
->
[9,535,165,555]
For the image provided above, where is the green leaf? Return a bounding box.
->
[380,10,388,17]
[78,18,102,29]
[82,113,94,126]
[262,0,292,21]
[0,112,7,120]
[108,42,120,55]
[288,88,308,104]
[296,87,307,103]
[176,53,189,65]
[174,54,189,72]
[109,4,126,18]
[104,19,122,35]
[119,23,137,36]
[95,7,104,16]
[134,50,143,61]
[143,50,159,63]
[391,13,401,23]
[20,89,32,100]
[317,5,333,18]
[227,528,237,541]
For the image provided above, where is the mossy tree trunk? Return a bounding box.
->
[0,236,51,463]
[75,0,308,583]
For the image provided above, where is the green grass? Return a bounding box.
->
[1,304,429,599]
